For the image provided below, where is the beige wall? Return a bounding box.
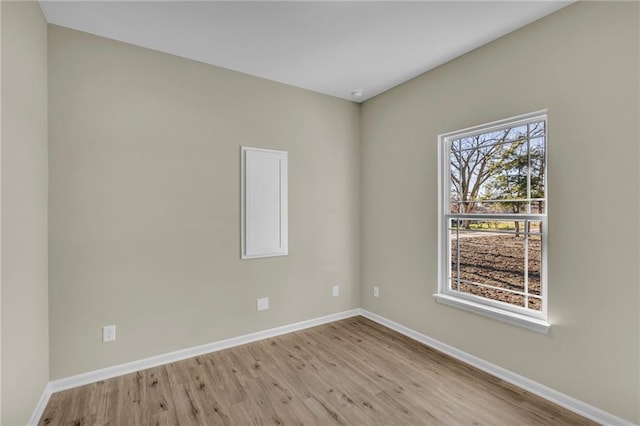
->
[1,3,3,422]
[361,2,639,422]
[1,1,50,424]
[48,25,361,380]
[5,2,638,423]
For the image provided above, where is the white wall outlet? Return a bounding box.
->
[102,325,116,342]
[332,285,340,297]
[257,297,269,311]
[373,286,380,297]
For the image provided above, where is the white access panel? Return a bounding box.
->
[241,147,288,259]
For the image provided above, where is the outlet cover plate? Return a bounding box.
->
[332,286,339,297]
[374,286,379,297]
[257,297,269,311]
[102,325,116,342]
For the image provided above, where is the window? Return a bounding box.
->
[435,111,549,333]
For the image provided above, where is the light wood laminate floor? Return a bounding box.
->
[40,317,595,425]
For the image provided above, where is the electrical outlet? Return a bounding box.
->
[373,286,380,297]
[257,297,269,311]
[102,325,116,342]
[332,285,340,297]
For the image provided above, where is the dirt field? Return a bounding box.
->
[451,233,541,310]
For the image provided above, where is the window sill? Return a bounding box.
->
[433,294,551,334]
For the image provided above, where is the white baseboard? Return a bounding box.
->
[35,307,632,426]
[359,309,634,426]
[48,309,361,394]
[28,382,52,426]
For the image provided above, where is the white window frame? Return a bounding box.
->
[434,111,550,333]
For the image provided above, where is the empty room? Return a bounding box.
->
[1,1,639,425]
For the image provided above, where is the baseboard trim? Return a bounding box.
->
[359,309,633,426]
[28,382,52,426]
[49,309,361,394]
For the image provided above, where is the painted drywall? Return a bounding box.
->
[48,25,360,379]
[1,1,50,424]
[361,1,639,423]
[1,3,3,421]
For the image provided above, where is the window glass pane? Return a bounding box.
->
[450,225,459,290]
[451,139,539,211]
[480,140,529,209]
[528,296,542,311]
[506,124,530,141]
[448,219,531,235]
[454,231,525,292]
[528,232,542,296]
[527,121,545,138]
[529,137,546,200]
[459,283,525,308]
[463,199,529,215]
[456,136,476,152]
[527,220,543,235]
[452,126,530,153]
[530,200,545,215]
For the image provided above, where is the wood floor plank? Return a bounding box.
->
[39,317,597,425]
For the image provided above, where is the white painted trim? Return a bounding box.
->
[49,309,360,393]
[438,109,549,141]
[433,293,550,333]
[359,309,634,426]
[28,383,52,426]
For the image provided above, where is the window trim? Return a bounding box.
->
[435,110,550,333]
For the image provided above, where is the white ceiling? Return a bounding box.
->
[39,1,571,102]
